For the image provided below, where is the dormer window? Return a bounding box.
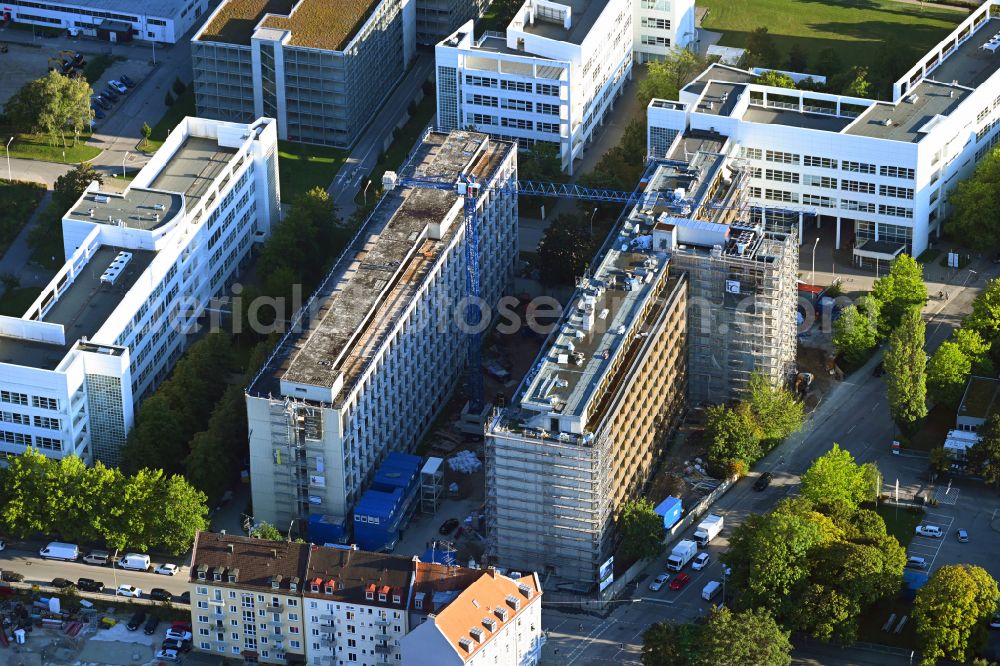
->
[197,571,206,581]
[392,594,400,604]
[213,570,222,582]
[378,593,386,602]
[366,590,374,600]
[325,585,333,594]
[414,597,423,610]
[311,584,319,593]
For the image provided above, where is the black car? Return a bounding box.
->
[126,611,146,631]
[76,577,104,593]
[51,577,75,589]
[163,637,193,653]
[120,74,136,87]
[143,615,160,635]
[94,96,113,109]
[753,472,774,491]
[175,591,191,604]
[149,587,172,602]
[1,571,24,583]
[438,518,459,535]
[102,87,119,102]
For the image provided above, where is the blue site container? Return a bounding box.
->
[654,496,683,530]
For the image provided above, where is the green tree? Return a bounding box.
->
[842,67,872,98]
[743,27,780,68]
[965,276,1000,343]
[153,474,210,554]
[833,296,879,367]
[954,328,992,375]
[926,340,972,409]
[949,148,1000,251]
[746,371,804,445]
[618,498,664,561]
[140,121,152,149]
[249,522,286,541]
[914,565,1000,664]
[884,308,928,433]
[641,622,701,666]
[813,48,843,79]
[637,49,705,106]
[4,71,93,145]
[795,583,855,642]
[259,186,342,290]
[871,254,926,336]
[800,444,875,513]
[185,385,248,504]
[536,213,595,286]
[53,161,103,210]
[694,607,791,666]
[0,448,53,537]
[754,70,796,88]
[968,414,1000,487]
[519,141,566,184]
[706,402,763,471]
[786,44,808,73]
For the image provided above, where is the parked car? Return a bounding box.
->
[39,542,79,561]
[162,637,192,652]
[83,550,110,566]
[691,552,711,571]
[155,649,180,662]
[102,87,119,102]
[120,74,136,87]
[143,615,160,635]
[906,556,927,569]
[753,472,773,491]
[438,518,459,535]
[1,571,24,583]
[175,591,191,604]
[956,529,969,543]
[165,629,193,642]
[108,80,127,94]
[648,573,669,592]
[91,105,106,120]
[991,613,1000,629]
[116,584,142,598]
[50,577,75,589]
[118,553,151,571]
[915,524,943,538]
[93,96,112,110]
[0,538,5,550]
[126,611,146,631]
[154,563,179,576]
[669,573,691,591]
[171,620,192,632]
[149,588,172,602]
[75,577,104,593]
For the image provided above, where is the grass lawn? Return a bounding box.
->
[0,287,42,316]
[355,92,436,207]
[856,596,919,649]
[277,141,346,203]
[82,55,114,84]
[0,180,45,254]
[876,502,924,548]
[8,133,101,164]
[27,202,66,270]
[700,0,962,72]
[143,88,196,153]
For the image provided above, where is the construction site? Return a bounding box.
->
[485,128,800,593]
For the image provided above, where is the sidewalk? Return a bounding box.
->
[0,189,55,299]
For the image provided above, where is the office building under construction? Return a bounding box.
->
[486,129,798,590]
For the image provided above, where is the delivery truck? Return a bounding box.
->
[693,514,724,547]
[666,539,698,571]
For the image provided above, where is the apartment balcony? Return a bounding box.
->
[374,643,394,655]
[373,618,390,627]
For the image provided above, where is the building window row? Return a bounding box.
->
[764,168,798,184]
[765,150,799,165]
[640,16,671,30]
[842,160,876,174]
[878,184,914,200]
[879,165,915,180]
[803,155,838,169]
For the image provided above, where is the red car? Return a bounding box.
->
[669,573,691,591]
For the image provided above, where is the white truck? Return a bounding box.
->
[666,539,698,571]
[693,514,724,547]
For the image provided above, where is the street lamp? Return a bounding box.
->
[810,237,820,284]
[5,136,12,183]
[363,179,372,206]
[122,151,129,179]
[589,207,598,238]
[111,548,120,592]
[151,40,156,66]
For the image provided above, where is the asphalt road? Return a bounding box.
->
[0,546,190,599]
[540,260,1000,665]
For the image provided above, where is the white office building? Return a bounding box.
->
[1,0,208,43]
[634,0,697,63]
[245,130,518,534]
[0,116,280,466]
[647,0,1000,262]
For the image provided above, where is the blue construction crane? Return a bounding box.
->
[390,171,758,415]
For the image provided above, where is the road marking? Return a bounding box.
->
[848,424,857,434]
[564,617,619,665]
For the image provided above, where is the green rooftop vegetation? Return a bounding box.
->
[200,0,379,51]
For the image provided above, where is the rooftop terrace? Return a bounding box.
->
[516,0,604,46]
[199,0,380,50]
[959,375,1000,421]
[0,246,157,370]
[66,188,181,231]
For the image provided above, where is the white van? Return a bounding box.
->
[39,542,79,561]
[701,580,722,601]
[906,556,927,569]
[118,553,151,571]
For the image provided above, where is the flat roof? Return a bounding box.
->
[742,106,854,133]
[199,0,381,50]
[928,18,1000,90]
[65,188,182,231]
[683,64,755,97]
[58,0,185,18]
[149,136,237,206]
[695,82,745,117]
[0,246,157,370]
[251,132,514,399]
[959,375,1000,420]
[518,0,603,46]
[846,80,969,141]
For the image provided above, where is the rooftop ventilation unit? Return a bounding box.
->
[883,118,893,127]
[94,194,110,204]
[100,251,133,286]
